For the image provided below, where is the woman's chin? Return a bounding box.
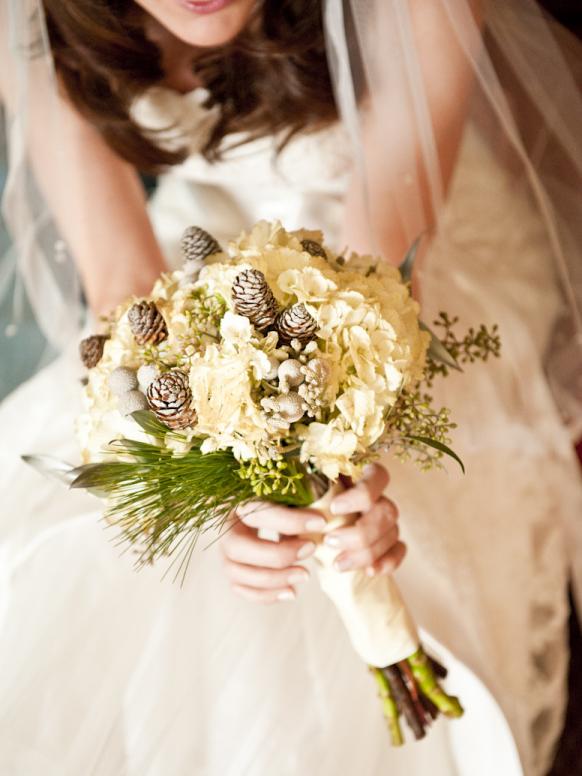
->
[136,0,256,48]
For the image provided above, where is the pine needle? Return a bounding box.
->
[71,438,315,583]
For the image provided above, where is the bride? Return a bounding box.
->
[0,1,581,774]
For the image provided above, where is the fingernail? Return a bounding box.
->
[334,556,353,572]
[363,463,377,478]
[305,517,327,532]
[324,534,342,548]
[297,541,316,560]
[288,570,309,585]
[330,498,348,515]
[277,590,296,602]
[236,501,262,517]
[365,565,376,577]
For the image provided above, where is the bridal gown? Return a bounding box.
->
[0,87,581,776]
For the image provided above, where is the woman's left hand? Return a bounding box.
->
[324,464,406,576]
[222,463,406,604]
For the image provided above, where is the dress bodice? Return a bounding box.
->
[132,86,353,265]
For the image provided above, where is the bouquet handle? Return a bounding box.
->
[307,483,420,667]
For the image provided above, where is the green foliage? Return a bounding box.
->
[130,410,174,438]
[177,289,226,359]
[404,436,465,474]
[382,389,459,471]
[70,429,317,580]
[426,312,501,385]
[399,235,423,284]
[237,457,313,505]
[71,439,257,582]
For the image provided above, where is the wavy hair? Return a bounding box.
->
[42,1,337,173]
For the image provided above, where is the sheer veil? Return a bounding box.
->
[0,0,83,378]
[324,0,582,437]
[1,0,581,437]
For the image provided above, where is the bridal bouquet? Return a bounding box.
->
[66,221,500,744]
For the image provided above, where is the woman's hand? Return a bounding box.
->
[221,463,406,604]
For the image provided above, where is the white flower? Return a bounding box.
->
[277,267,337,303]
[188,345,272,456]
[336,388,385,444]
[220,311,253,343]
[299,421,359,480]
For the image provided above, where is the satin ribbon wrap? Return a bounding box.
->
[310,483,419,668]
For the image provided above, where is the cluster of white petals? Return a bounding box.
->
[79,221,429,479]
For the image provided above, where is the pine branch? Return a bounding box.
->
[71,436,314,581]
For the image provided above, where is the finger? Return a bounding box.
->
[333,525,400,572]
[324,497,398,551]
[222,524,316,569]
[231,583,297,604]
[237,501,326,535]
[330,463,390,515]
[224,559,310,590]
[365,541,407,577]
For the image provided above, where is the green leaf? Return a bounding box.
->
[69,463,115,493]
[404,435,466,474]
[399,235,423,283]
[420,321,462,372]
[130,410,170,437]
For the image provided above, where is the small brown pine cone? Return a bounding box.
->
[79,335,109,368]
[276,303,318,345]
[146,370,196,430]
[128,301,168,346]
[301,238,327,260]
[181,226,222,263]
[232,269,279,331]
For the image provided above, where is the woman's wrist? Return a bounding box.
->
[88,264,165,318]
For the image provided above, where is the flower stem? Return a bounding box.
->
[383,665,426,740]
[370,667,404,746]
[407,648,464,718]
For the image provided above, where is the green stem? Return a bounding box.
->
[370,667,404,746]
[407,648,464,718]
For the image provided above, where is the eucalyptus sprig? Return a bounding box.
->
[237,457,313,504]
[426,312,501,385]
[376,390,463,472]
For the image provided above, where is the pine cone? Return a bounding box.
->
[301,238,326,259]
[146,370,196,430]
[128,301,168,346]
[276,303,318,345]
[232,269,279,331]
[79,335,109,368]
[181,226,222,263]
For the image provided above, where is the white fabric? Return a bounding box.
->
[329,0,582,435]
[312,483,420,667]
[1,85,581,775]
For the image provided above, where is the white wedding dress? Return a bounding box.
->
[0,88,581,776]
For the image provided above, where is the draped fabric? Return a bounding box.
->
[325,0,582,436]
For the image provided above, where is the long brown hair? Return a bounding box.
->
[43,1,338,173]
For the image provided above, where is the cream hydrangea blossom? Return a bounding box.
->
[78,220,429,477]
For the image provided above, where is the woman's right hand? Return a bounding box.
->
[221,464,405,604]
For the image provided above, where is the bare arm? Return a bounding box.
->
[342,0,483,263]
[37,100,167,316]
[0,60,166,316]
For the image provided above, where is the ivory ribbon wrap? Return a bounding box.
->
[310,483,419,668]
